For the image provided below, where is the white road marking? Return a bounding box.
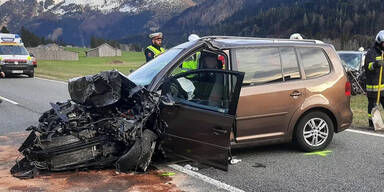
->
[34,77,68,84]
[168,164,245,192]
[0,96,19,105]
[346,129,384,138]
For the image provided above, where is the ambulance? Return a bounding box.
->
[0,33,34,77]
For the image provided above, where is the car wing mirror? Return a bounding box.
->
[161,93,175,106]
[160,78,176,106]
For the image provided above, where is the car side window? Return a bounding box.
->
[297,47,331,79]
[170,51,226,77]
[236,48,282,86]
[170,52,200,76]
[280,47,301,81]
[166,71,240,114]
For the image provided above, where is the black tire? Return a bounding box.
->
[294,111,334,152]
[28,72,34,78]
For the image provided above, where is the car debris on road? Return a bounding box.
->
[11,70,167,179]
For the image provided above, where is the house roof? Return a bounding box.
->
[86,43,120,53]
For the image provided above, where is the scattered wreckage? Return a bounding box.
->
[11,70,166,179]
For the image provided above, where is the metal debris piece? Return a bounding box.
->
[184,164,199,171]
[230,158,242,165]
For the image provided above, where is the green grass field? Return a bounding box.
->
[350,95,368,127]
[351,94,384,128]
[34,49,369,127]
[35,48,146,81]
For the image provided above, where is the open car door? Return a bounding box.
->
[160,69,244,170]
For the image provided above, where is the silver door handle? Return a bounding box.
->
[290,91,302,97]
[212,127,227,135]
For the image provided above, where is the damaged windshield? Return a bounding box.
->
[338,53,362,71]
[128,48,182,86]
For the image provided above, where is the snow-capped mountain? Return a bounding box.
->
[0,0,198,46]
[0,0,195,15]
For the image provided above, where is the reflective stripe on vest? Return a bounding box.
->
[368,62,374,71]
[376,56,383,61]
[147,45,165,58]
[366,84,384,92]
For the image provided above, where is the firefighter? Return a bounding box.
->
[365,30,384,127]
[144,32,165,62]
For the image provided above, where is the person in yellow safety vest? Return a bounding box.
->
[145,32,166,62]
[365,30,384,128]
[181,52,200,72]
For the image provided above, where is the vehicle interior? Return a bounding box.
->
[166,49,233,112]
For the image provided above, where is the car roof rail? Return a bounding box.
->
[201,36,324,44]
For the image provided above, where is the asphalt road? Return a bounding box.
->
[0,77,69,135]
[1,77,384,192]
[194,130,384,192]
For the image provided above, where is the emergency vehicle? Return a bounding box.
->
[0,33,34,77]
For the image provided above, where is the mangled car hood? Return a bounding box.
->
[11,70,165,179]
[68,70,137,107]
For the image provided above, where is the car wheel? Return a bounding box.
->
[294,111,334,152]
[28,72,34,78]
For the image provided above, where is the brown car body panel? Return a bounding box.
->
[236,82,305,142]
[232,43,352,147]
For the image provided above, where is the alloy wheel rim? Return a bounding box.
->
[303,118,329,147]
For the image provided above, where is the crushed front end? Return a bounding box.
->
[11,70,165,179]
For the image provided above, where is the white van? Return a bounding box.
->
[0,33,34,77]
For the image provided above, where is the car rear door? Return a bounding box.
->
[233,47,305,142]
[160,69,244,170]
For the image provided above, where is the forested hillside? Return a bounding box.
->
[2,0,383,50]
[160,0,384,50]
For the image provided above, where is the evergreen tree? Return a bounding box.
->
[20,27,41,47]
[0,26,10,33]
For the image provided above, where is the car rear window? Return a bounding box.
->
[236,48,282,85]
[297,47,330,79]
[280,47,301,81]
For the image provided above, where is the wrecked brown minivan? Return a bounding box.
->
[11,36,352,177]
[136,36,352,169]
